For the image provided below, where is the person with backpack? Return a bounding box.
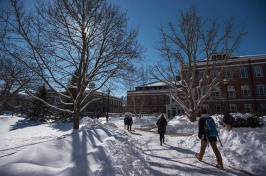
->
[195,109,223,170]
[156,114,168,146]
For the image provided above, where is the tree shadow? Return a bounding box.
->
[67,128,115,176]
[9,119,42,131]
[164,143,195,154]
[130,131,142,136]
[50,122,73,132]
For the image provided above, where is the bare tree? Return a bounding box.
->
[0,56,34,112]
[136,66,149,118]
[151,6,246,121]
[0,0,142,129]
[123,65,150,118]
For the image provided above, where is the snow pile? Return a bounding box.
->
[133,116,158,128]
[0,116,150,176]
[167,115,198,134]
[220,127,266,175]
[172,115,266,176]
[1,114,266,176]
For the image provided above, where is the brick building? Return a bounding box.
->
[126,54,266,117]
[126,82,183,117]
[50,89,123,116]
[194,54,266,115]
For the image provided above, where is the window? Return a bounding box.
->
[166,96,170,103]
[254,66,263,77]
[215,104,221,114]
[172,98,175,103]
[225,69,233,78]
[137,97,140,103]
[244,104,253,113]
[152,97,157,104]
[227,86,235,97]
[229,104,237,113]
[239,67,248,78]
[198,71,205,79]
[260,104,266,116]
[213,87,221,97]
[211,69,219,77]
[256,84,266,96]
[153,107,156,113]
[159,96,163,103]
[160,107,164,113]
[241,85,251,96]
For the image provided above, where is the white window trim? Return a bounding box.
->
[229,104,237,113]
[244,104,253,113]
[241,85,251,96]
[213,87,221,97]
[239,67,248,78]
[254,66,264,77]
[225,68,233,78]
[227,86,235,97]
[215,104,222,114]
[256,84,266,96]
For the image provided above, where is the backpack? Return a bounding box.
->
[223,114,235,125]
[202,117,218,138]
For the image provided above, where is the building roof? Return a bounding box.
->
[197,54,266,63]
[136,81,181,88]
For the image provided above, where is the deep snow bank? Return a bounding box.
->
[173,115,266,176]
[167,115,198,134]
[0,117,150,176]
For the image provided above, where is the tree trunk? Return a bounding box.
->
[73,111,80,129]
[189,110,197,122]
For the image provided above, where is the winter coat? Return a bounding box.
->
[156,117,167,134]
[124,117,133,125]
[128,117,133,125]
[198,114,217,142]
[124,117,128,125]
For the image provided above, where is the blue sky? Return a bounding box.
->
[1,0,265,96]
[109,0,266,65]
[2,0,265,64]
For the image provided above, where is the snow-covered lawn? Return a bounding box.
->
[0,114,265,176]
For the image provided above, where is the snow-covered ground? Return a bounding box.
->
[0,114,265,176]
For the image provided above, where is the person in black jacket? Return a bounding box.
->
[127,115,133,132]
[195,109,223,170]
[156,114,167,146]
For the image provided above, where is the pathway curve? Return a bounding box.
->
[113,121,248,176]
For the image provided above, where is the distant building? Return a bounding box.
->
[193,54,266,115]
[1,88,122,116]
[127,54,266,117]
[10,92,31,114]
[49,89,123,116]
[126,81,183,117]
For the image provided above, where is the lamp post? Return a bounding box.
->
[224,79,230,112]
[106,89,110,123]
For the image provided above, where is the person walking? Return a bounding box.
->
[127,115,133,132]
[156,114,167,146]
[195,109,224,170]
[124,115,129,129]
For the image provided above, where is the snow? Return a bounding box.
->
[0,114,265,176]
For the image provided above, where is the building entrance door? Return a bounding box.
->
[172,109,176,117]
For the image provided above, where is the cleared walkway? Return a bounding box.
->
[114,121,248,176]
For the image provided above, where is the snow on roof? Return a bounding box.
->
[197,54,266,62]
[137,81,181,88]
